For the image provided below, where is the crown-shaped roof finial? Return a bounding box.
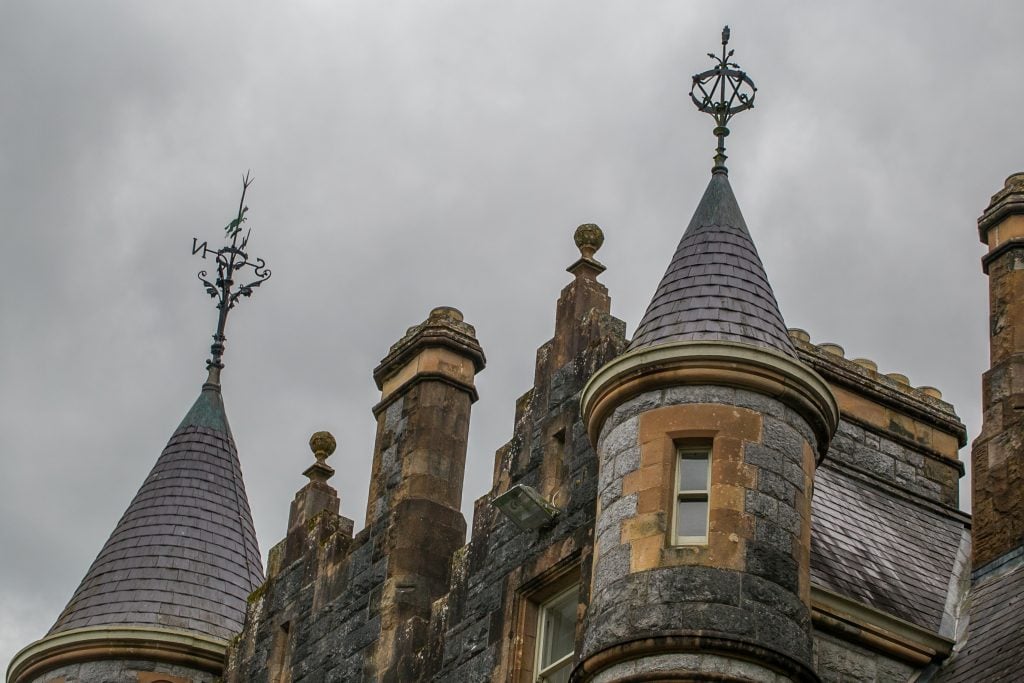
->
[690,25,757,175]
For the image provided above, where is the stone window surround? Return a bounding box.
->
[622,402,763,574]
[509,560,581,683]
[534,585,578,682]
[673,444,713,545]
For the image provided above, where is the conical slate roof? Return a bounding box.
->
[628,172,796,356]
[49,382,264,641]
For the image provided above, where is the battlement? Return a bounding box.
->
[788,328,966,509]
[788,329,964,441]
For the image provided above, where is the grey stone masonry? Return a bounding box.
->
[226,252,627,682]
[583,385,818,681]
[428,309,627,681]
[812,631,914,683]
[225,505,377,682]
[25,659,219,683]
[826,419,958,508]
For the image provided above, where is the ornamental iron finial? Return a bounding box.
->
[191,171,271,386]
[690,25,757,174]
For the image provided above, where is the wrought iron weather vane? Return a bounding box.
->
[191,171,271,386]
[691,25,757,174]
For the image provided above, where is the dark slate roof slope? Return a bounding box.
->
[628,172,796,356]
[935,558,1024,682]
[811,463,967,632]
[49,384,264,641]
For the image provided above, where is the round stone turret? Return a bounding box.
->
[576,170,837,683]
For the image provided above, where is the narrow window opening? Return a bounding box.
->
[534,585,577,683]
[674,447,711,544]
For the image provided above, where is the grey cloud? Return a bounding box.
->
[2,0,1020,668]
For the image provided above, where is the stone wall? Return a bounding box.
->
[812,631,915,683]
[27,659,217,683]
[428,308,627,681]
[827,419,958,508]
[583,385,818,681]
[973,240,1024,569]
[225,233,627,682]
[226,506,378,681]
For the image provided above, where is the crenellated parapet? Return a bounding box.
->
[787,328,966,509]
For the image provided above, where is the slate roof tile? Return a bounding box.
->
[48,386,264,642]
[935,559,1024,682]
[629,173,795,356]
[811,463,966,632]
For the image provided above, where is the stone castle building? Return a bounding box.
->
[7,36,1024,683]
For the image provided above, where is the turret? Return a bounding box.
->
[576,29,837,682]
[7,176,269,683]
[972,172,1024,572]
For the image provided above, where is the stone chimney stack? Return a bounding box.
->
[366,306,485,681]
[973,172,1024,572]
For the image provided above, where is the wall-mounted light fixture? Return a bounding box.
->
[491,484,559,531]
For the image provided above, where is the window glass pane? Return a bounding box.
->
[540,590,576,667]
[677,453,708,491]
[541,661,571,683]
[676,499,708,538]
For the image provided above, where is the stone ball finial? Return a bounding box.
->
[309,431,337,463]
[1005,172,1024,190]
[429,306,464,322]
[574,223,604,259]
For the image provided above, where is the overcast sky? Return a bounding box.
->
[2,1,1022,671]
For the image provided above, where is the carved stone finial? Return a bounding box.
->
[310,431,336,462]
[305,431,336,484]
[574,224,605,260]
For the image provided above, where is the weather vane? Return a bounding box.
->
[191,171,271,385]
[690,25,757,174]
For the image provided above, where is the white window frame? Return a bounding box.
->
[534,584,577,682]
[674,446,711,544]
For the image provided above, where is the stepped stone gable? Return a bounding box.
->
[224,229,628,682]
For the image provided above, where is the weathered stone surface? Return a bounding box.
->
[25,659,218,683]
[582,385,818,680]
[812,631,913,683]
[825,419,958,508]
[225,248,627,682]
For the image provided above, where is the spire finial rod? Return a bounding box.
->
[192,171,272,387]
[690,25,757,175]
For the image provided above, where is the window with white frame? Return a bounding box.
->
[534,585,576,683]
[674,447,711,544]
